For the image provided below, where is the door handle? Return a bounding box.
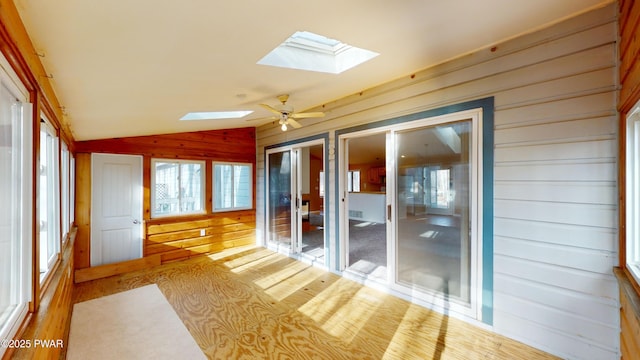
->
[133,219,141,224]
[387,204,392,221]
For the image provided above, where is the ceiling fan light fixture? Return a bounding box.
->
[257,94,324,131]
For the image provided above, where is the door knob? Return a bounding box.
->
[133,219,141,224]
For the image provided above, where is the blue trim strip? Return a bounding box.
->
[335,97,494,325]
[481,97,494,326]
[264,133,328,151]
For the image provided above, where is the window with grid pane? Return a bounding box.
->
[213,162,252,211]
[151,159,204,217]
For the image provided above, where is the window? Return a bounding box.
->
[347,170,360,192]
[61,142,70,239]
[0,59,32,357]
[60,142,75,244]
[627,101,640,283]
[151,159,204,217]
[213,162,252,211]
[70,155,75,226]
[39,117,60,281]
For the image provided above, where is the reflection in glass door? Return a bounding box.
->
[344,133,387,278]
[395,120,473,304]
[299,144,325,263]
[267,150,293,250]
[267,142,326,263]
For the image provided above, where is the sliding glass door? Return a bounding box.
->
[394,120,473,303]
[266,140,326,264]
[340,108,482,318]
[343,134,388,278]
[267,150,293,250]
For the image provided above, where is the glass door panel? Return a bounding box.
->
[267,150,292,249]
[345,134,387,278]
[300,144,325,263]
[395,120,472,303]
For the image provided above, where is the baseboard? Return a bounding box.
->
[74,255,162,283]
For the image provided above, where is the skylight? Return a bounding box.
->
[257,31,379,74]
[180,111,253,121]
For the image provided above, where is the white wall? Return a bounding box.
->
[256,3,619,359]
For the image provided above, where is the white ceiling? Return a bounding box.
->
[14,0,610,141]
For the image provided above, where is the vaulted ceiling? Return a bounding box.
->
[14,0,611,141]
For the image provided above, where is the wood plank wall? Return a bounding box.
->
[256,3,619,359]
[618,1,640,359]
[615,269,640,360]
[146,210,256,263]
[74,128,256,268]
[619,0,640,113]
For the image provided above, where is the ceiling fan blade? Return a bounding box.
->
[260,103,282,116]
[246,116,278,122]
[287,118,303,128]
[291,111,325,119]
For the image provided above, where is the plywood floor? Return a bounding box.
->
[71,245,558,359]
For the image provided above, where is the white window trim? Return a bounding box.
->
[347,170,361,192]
[212,161,253,212]
[627,102,640,285]
[151,158,206,218]
[39,116,61,281]
[0,53,32,357]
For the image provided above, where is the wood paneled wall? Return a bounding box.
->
[74,128,256,268]
[618,1,640,359]
[146,210,255,263]
[74,128,255,163]
[619,0,640,113]
[616,269,640,360]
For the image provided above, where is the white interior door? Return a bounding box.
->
[91,153,143,266]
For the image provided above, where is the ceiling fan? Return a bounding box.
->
[260,94,324,131]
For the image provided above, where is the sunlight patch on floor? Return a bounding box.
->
[264,266,324,301]
[298,278,359,323]
[384,304,443,359]
[420,230,440,239]
[226,252,281,273]
[222,248,273,269]
[348,260,387,280]
[207,245,258,261]
[254,260,311,289]
[319,286,384,342]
